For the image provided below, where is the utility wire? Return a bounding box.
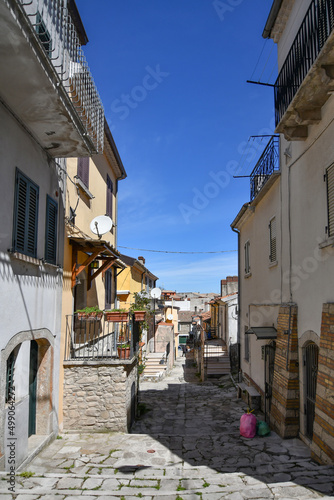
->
[118,246,237,254]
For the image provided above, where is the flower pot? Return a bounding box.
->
[117,347,131,359]
[134,311,146,321]
[77,312,102,320]
[105,312,128,322]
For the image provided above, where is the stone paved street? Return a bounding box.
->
[1,357,333,499]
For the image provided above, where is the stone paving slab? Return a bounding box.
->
[1,358,333,499]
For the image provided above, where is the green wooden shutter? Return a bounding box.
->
[13,169,39,257]
[45,195,58,265]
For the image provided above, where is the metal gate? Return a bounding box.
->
[264,341,276,423]
[304,343,319,439]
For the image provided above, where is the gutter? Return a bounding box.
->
[262,0,283,38]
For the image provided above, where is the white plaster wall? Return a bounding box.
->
[165,300,190,311]
[276,0,312,69]
[0,103,63,461]
[227,298,238,345]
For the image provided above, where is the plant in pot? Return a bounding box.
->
[75,306,103,320]
[104,308,129,322]
[130,292,151,322]
[117,342,131,359]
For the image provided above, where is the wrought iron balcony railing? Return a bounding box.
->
[250,136,279,201]
[64,314,140,361]
[275,0,334,126]
[19,0,104,153]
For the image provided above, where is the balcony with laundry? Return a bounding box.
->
[273,0,334,140]
[0,0,104,156]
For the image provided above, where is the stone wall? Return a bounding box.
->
[311,303,334,464]
[270,305,300,438]
[63,360,138,432]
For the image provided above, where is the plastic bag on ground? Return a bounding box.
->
[240,411,257,438]
[257,420,271,436]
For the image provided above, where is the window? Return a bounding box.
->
[105,269,112,310]
[106,175,113,218]
[36,12,52,57]
[13,169,39,258]
[244,240,250,274]
[244,328,250,361]
[327,164,334,237]
[45,195,58,265]
[269,217,277,263]
[77,157,89,188]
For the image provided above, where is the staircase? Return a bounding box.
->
[141,352,167,380]
[204,341,230,376]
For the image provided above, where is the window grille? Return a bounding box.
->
[269,217,277,263]
[244,240,250,274]
[327,163,334,237]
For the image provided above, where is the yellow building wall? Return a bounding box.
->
[59,153,118,429]
[117,265,145,310]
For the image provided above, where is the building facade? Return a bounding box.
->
[0,0,103,469]
[232,0,334,464]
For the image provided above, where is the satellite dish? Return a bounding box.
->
[151,287,161,299]
[167,314,173,320]
[90,215,113,238]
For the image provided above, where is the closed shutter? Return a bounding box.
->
[13,169,39,257]
[327,164,334,237]
[269,217,277,262]
[45,195,58,264]
[77,157,89,188]
[106,175,113,218]
[244,241,250,274]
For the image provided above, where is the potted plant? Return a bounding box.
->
[129,292,151,322]
[104,308,128,322]
[117,343,131,359]
[75,306,103,320]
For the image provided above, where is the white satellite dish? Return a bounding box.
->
[151,287,161,299]
[167,314,173,320]
[90,215,113,239]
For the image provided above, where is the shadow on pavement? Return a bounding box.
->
[132,358,334,497]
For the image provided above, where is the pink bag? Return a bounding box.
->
[240,412,257,438]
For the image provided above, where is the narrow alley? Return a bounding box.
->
[1,358,333,499]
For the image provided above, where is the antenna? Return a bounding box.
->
[90,215,113,239]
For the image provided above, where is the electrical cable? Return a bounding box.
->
[118,246,237,254]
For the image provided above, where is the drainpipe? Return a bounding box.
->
[232,226,241,381]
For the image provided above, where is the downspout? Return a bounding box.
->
[232,226,241,381]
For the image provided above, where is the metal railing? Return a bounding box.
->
[18,0,104,153]
[275,0,334,125]
[64,314,140,361]
[250,136,279,201]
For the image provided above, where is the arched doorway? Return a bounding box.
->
[29,340,38,436]
[304,342,319,439]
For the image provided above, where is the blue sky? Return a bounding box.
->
[77,0,277,292]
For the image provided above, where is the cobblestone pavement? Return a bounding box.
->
[1,357,333,499]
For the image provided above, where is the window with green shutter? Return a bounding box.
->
[13,169,39,258]
[45,195,58,265]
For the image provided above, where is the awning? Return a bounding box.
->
[246,326,277,340]
[69,237,126,289]
[117,290,130,295]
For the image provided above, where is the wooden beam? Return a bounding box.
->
[87,258,116,291]
[71,248,101,288]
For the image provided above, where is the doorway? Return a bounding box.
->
[304,342,319,439]
[28,340,38,437]
[264,341,276,423]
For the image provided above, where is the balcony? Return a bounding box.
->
[64,314,140,362]
[250,136,280,202]
[0,0,104,156]
[275,0,334,140]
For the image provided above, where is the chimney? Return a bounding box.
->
[138,256,145,265]
[221,279,227,296]
[226,276,238,295]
